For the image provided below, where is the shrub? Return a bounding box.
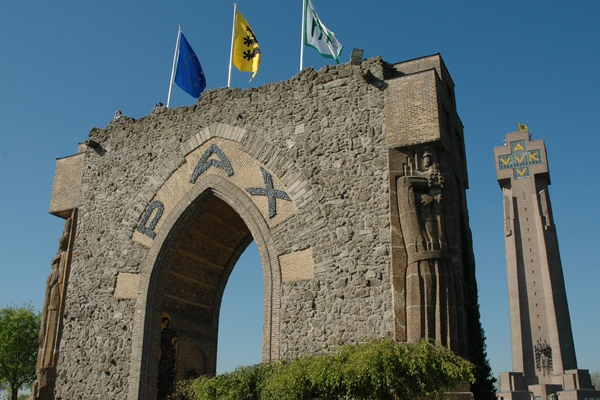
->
[175,339,474,400]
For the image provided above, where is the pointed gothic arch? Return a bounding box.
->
[128,174,283,398]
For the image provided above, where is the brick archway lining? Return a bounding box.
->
[128,175,281,399]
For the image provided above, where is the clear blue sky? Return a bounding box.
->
[1,0,598,377]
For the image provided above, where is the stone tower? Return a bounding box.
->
[494,128,599,400]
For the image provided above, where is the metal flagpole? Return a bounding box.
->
[300,0,306,71]
[167,24,182,108]
[227,3,238,88]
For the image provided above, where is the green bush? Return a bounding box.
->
[176,339,474,400]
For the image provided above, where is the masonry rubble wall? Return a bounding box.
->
[52,57,396,398]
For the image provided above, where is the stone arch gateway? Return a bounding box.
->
[130,133,306,397]
[35,55,483,399]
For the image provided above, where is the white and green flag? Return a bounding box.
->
[303,0,343,64]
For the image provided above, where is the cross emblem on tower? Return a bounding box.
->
[494,130,549,185]
[497,138,543,180]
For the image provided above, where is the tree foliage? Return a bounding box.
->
[591,372,600,390]
[0,304,40,400]
[174,339,475,400]
[459,218,498,400]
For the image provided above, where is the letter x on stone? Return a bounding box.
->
[246,167,291,219]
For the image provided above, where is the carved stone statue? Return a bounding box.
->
[396,148,462,352]
[33,216,73,400]
[157,314,179,400]
[534,339,553,376]
[503,195,514,237]
[538,189,553,230]
[39,218,70,365]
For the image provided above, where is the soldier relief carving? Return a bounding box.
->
[43,218,71,351]
[157,314,179,400]
[33,215,75,399]
[534,339,553,376]
[396,147,462,351]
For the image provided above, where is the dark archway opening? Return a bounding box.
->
[150,190,263,398]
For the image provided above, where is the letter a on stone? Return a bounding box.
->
[190,143,234,184]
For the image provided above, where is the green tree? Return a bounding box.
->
[0,304,40,400]
[591,371,600,390]
[459,217,497,400]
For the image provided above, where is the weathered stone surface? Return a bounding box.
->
[39,54,478,399]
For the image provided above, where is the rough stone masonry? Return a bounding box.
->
[36,54,481,399]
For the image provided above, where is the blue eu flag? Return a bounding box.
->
[175,33,206,98]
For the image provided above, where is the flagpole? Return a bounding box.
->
[228,3,238,88]
[300,0,306,71]
[167,24,182,108]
